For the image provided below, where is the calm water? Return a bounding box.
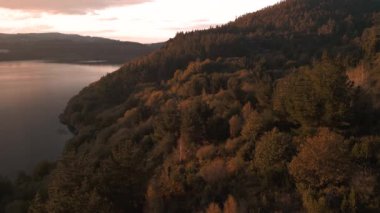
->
[0,61,118,177]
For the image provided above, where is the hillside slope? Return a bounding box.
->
[0,33,162,64]
[18,0,380,212]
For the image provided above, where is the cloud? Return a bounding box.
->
[0,0,151,14]
[5,13,42,20]
[0,24,53,33]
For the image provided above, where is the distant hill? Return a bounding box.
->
[0,33,163,64]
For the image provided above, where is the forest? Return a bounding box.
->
[0,33,162,64]
[1,0,380,212]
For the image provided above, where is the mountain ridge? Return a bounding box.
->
[61,0,378,131]
[0,32,163,64]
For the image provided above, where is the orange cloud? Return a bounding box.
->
[0,0,151,14]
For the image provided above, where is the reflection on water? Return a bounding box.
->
[0,61,118,177]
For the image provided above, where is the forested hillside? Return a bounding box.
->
[0,33,161,64]
[2,0,380,212]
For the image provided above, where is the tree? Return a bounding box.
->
[29,193,47,213]
[199,158,227,183]
[153,100,180,142]
[274,62,352,127]
[223,195,239,213]
[361,27,378,57]
[206,202,222,213]
[289,129,352,212]
[241,102,253,119]
[254,129,294,173]
[145,181,163,213]
[241,110,274,141]
[289,128,351,189]
[179,99,208,144]
[196,145,216,161]
[229,115,242,138]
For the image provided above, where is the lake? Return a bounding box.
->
[0,61,118,177]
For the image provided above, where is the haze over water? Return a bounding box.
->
[0,61,118,177]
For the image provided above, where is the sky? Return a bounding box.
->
[0,0,281,43]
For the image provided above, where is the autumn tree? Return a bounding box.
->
[199,158,227,183]
[241,110,274,141]
[254,129,294,173]
[289,129,352,211]
[223,195,239,213]
[153,100,180,141]
[274,62,352,128]
[180,99,208,144]
[145,181,163,213]
[241,102,253,119]
[206,202,222,213]
[289,129,351,189]
[229,115,242,138]
[361,27,378,57]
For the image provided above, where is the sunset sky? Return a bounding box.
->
[0,0,281,43]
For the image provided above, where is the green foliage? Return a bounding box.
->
[253,129,294,173]
[275,61,352,128]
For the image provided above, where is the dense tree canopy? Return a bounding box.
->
[274,61,353,128]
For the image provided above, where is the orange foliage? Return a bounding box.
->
[196,145,216,161]
[289,128,351,189]
[199,158,227,183]
[206,202,222,213]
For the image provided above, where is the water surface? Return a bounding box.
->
[0,61,118,177]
